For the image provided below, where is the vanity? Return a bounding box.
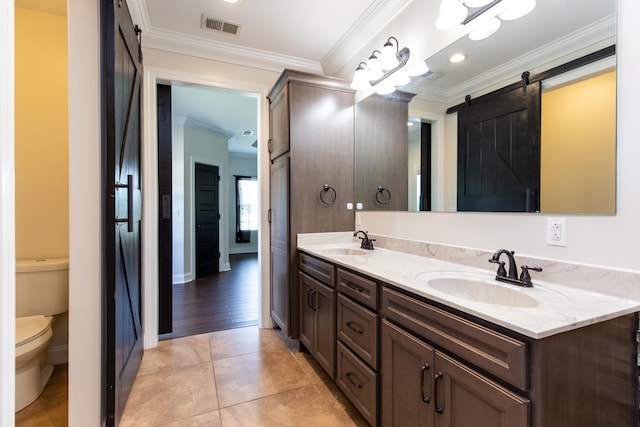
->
[297,233,640,427]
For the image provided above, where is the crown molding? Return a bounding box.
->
[182,116,234,140]
[321,0,414,76]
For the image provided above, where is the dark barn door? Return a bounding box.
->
[102,0,143,424]
[195,163,220,278]
[457,81,541,212]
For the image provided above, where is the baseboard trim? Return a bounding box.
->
[48,344,68,365]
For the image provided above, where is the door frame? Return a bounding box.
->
[140,66,273,349]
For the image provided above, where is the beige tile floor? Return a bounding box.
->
[120,326,368,426]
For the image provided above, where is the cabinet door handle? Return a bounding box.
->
[346,321,364,334]
[307,288,313,309]
[434,371,444,414]
[268,139,273,153]
[267,209,272,223]
[312,290,318,311]
[345,281,363,293]
[421,363,430,404]
[345,372,363,389]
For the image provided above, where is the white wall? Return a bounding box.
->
[358,0,640,273]
[229,154,259,254]
[171,121,186,282]
[67,0,102,425]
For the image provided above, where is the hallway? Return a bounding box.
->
[162,253,259,340]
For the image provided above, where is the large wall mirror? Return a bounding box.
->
[355,0,617,215]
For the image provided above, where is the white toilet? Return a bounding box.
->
[15,258,69,412]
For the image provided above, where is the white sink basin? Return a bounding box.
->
[322,247,370,256]
[415,272,539,308]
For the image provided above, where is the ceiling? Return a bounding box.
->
[127,0,408,156]
[17,0,616,155]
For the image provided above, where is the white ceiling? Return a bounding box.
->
[17,0,616,155]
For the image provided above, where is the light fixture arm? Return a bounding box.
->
[369,46,410,87]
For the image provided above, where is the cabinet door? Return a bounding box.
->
[269,83,289,160]
[355,95,409,211]
[269,155,291,333]
[434,352,529,427]
[298,272,314,352]
[314,281,336,379]
[381,320,434,427]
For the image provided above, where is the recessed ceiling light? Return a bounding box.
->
[449,53,467,63]
[224,0,238,3]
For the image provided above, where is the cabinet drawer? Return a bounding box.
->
[336,342,378,426]
[382,287,528,391]
[299,252,335,287]
[337,268,378,310]
[337,294,379,369]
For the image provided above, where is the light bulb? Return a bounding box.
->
[499,0,535,20]
[350,67,371,91]
[391,70,411,87]
[468,17,501,41]
[406,60,429,77]
[375,80,396,95]
[436,0,468,31]
[380,40,400,70]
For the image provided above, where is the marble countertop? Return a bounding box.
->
[297,239,640,339]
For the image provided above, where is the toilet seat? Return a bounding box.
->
[16,315,51,347]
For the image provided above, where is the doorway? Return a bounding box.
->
[157,82,260,339]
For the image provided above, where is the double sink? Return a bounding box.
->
[320,246,538,308]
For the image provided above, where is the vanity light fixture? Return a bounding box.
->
[435,0,536,40]
[350,37,429,95]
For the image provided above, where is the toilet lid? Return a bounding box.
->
[16,315,50,347]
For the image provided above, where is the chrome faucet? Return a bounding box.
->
[354,230,375,250]
[489,249,542,287]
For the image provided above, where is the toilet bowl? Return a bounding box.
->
[15,258,68,412]
[15,315,54,412]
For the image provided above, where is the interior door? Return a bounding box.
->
[102,0,143,424]
[457,81,541,212]
[157,84,172,334]
[194,163,220,278]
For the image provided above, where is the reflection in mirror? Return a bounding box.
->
[356,0,617,215]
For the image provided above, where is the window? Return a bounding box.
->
[235,176,258,243]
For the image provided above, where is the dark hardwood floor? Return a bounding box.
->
[160,252,259,340]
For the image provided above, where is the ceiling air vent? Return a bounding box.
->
[201,14,241,36]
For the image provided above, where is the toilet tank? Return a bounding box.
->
[16,258,69,317]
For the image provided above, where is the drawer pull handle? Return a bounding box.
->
[346,282,364,293]
[346,372,363,389]
[435,372,444,414]
[421,363,430,404]
[346,321,364,334]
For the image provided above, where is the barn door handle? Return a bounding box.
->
[115,174,134,232]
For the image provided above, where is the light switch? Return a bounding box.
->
[356,203,363,210]
[347,203,353,210]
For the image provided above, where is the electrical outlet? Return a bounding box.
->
[546,217,567,246]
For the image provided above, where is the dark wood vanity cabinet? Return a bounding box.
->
[335,267,381,426]
[380,286,638,427]
[268,70,355,338]
[296,252,639,427]
[381,319,528,427]
[298,253,336,378]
